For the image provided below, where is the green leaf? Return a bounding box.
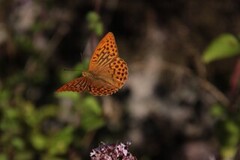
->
[47,127,74,155]
[5,108,19,119]
[14,151,33,160]
[224,120,239,147]
[83,96,102,115]
[86,11,104,36]
[79,96,105,131]
[30,133,47,150]
[0,154,7,160]
[0,90,10,106]
[55,92,80,100]
[209,103,226,118]
[81,115,105,132]
[38,105,58,121]
[95,22,104,36]
[202,34,240,63]
[86,11,100,23]
[21,102,39,127]
[221,146,237,160]
[12,137,25,150]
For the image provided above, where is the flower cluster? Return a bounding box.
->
[90,142,137,160]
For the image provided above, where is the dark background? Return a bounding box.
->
[0,0,240,160]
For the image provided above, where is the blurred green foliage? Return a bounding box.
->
[204,33,240,159]
[210,104,240,159]
[86,11,104,36]
[0,74,105,159]
[202,33,240,63]
[0,11,106,158]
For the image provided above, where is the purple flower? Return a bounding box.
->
[90,142,137,160]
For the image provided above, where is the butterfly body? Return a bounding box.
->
[57,32,128,96]
[82,71,113,86]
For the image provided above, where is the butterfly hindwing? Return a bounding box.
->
[56,77,89,92]
[110,57,128,88]
[87,78,119,96]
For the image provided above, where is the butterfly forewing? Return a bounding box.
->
[88,32,118,72]
[57,77,89,92]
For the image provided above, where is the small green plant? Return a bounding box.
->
[86,11,104,36]
[203,33,240,160]
[0,61,105,159]
[202,33,240,63]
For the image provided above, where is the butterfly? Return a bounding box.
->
[56,32,128,96]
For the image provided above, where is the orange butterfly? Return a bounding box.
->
[56,32,128,96]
